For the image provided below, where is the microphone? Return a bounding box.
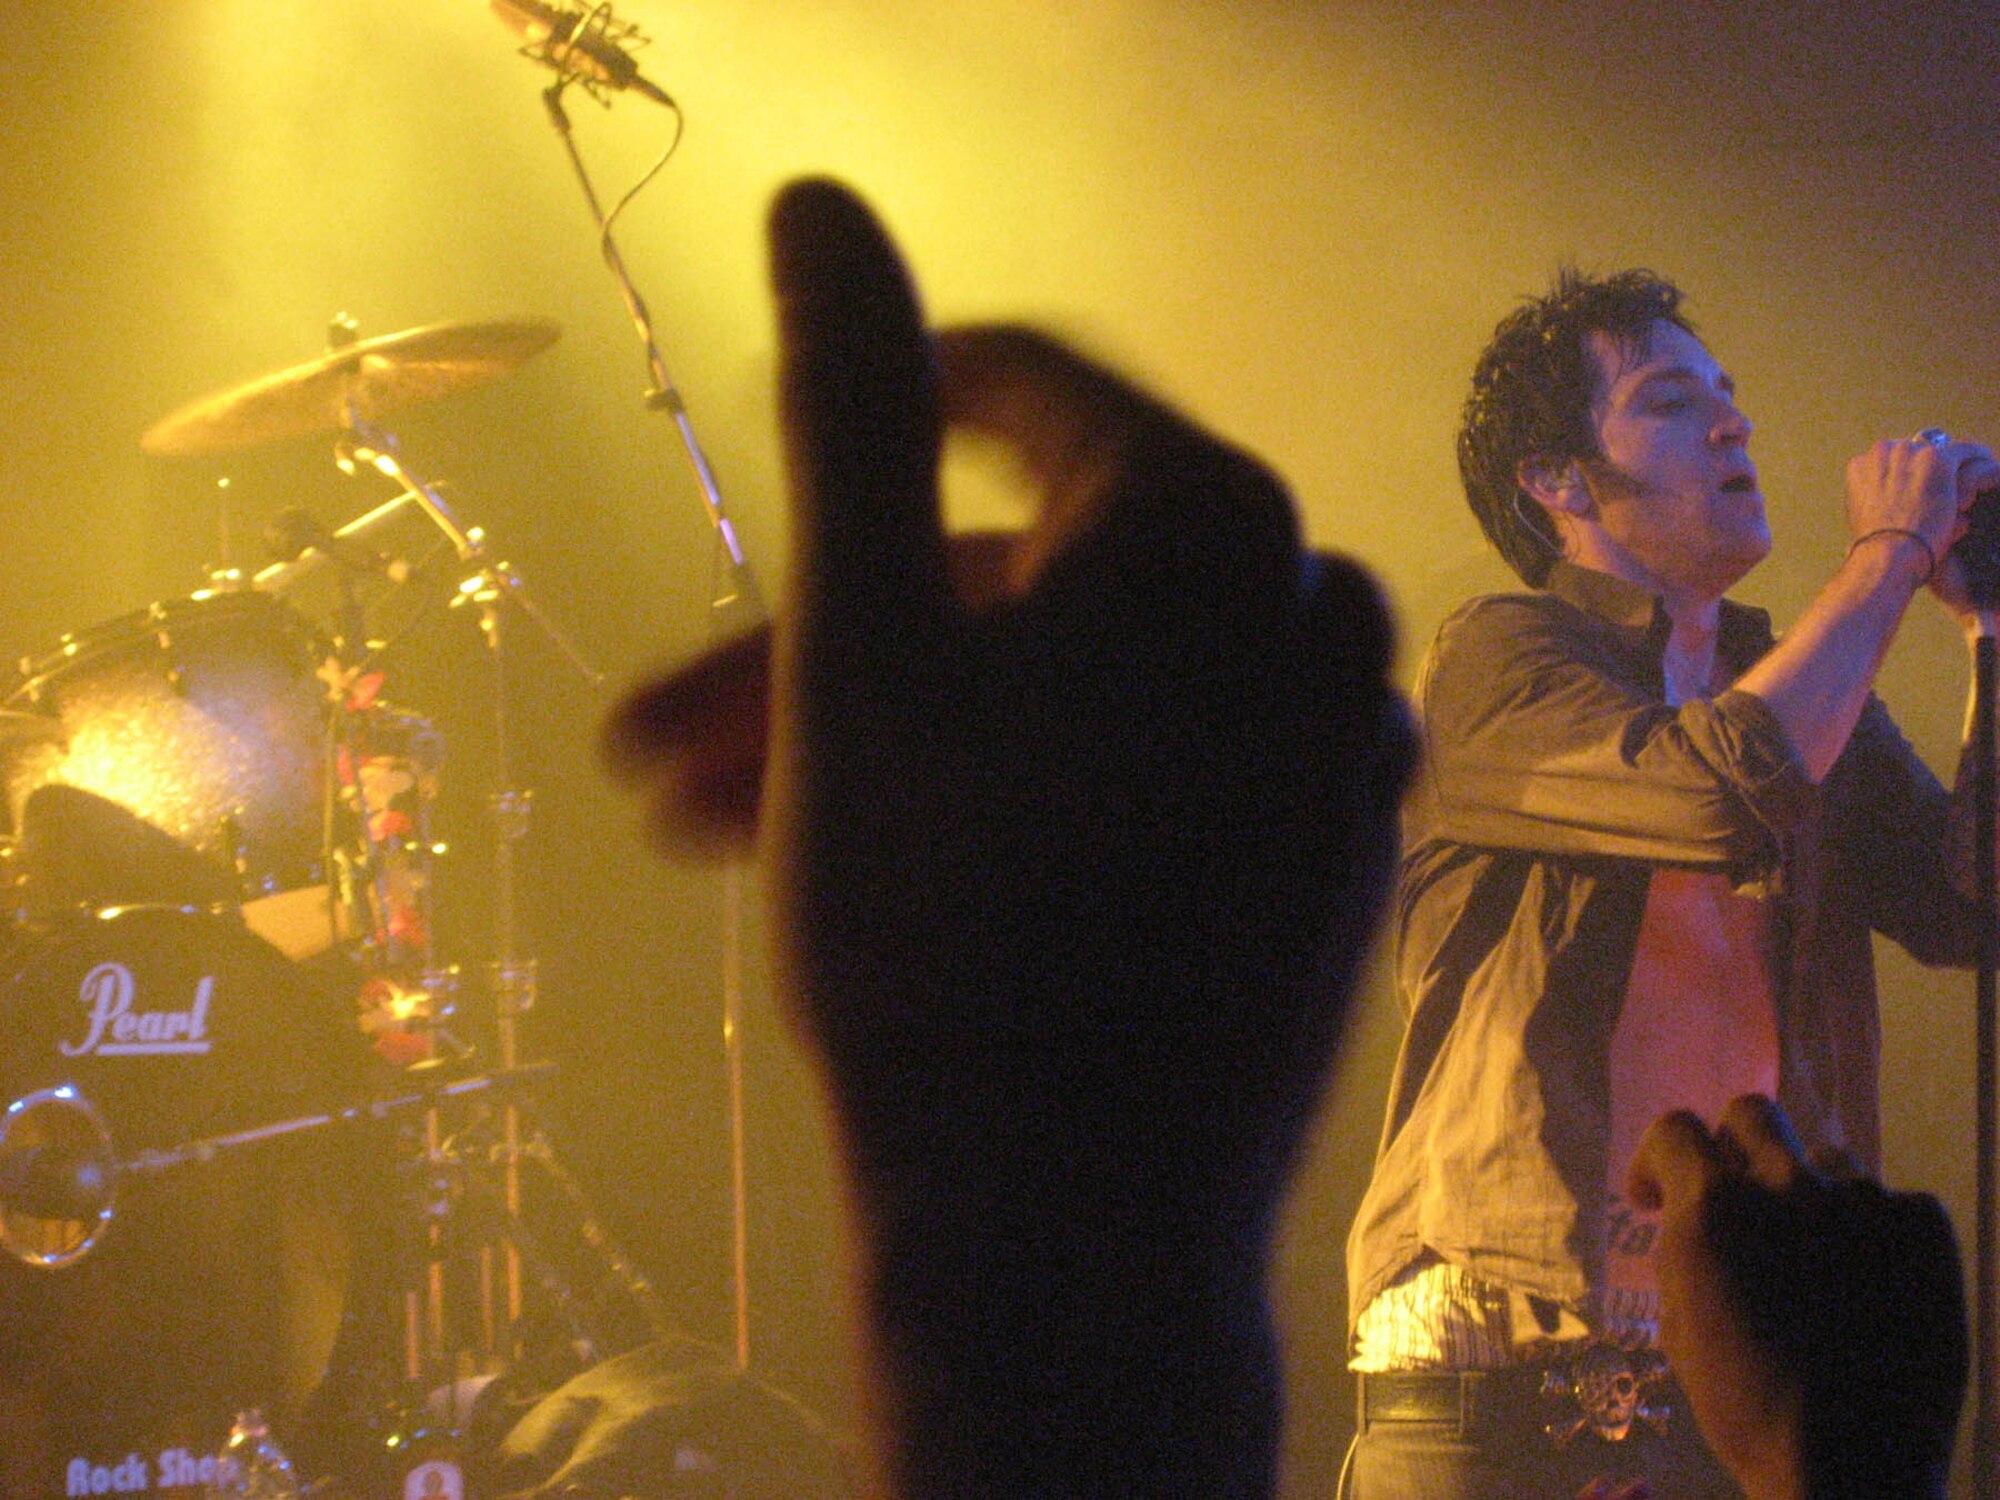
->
[1951,492,2000,610]
[489,0,675,108]
[263,507,413,586]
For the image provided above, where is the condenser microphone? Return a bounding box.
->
[489,0,676,107]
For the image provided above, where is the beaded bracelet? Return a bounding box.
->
[1846,526,1937,584]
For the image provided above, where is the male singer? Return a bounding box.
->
[1344,268,1995,1497]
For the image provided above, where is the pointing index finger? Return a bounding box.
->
[769,178,950,659]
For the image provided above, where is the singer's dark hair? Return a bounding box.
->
[1458,268,1692,585]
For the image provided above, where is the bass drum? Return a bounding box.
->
[4,591,332,903]
[0,905,378,1500]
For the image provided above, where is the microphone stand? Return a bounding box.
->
[1935,476,2000,1500]
[539,82,763,630]
[535,75,765,1375]
[1957,505,2000,1498]
[1978,616,1998,1500]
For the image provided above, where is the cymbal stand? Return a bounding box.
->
[535,66,765,1374]
[333,415,601,1389]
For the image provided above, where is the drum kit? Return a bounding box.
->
[0,319,824,1496]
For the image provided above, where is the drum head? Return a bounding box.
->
[0,906,376,1490]
[4,592,332,898]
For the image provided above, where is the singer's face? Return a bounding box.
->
[1574,320,1768,607]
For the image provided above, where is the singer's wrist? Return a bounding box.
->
[1845,527,1936,585]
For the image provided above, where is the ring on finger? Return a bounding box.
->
[1916,426,1952,446]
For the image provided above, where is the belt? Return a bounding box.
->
[1357,1367,1545,1433]
[1357,1348,1674,1447]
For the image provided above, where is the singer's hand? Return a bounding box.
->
[604,178,1413,1496]
[1628,1096,1963,1500]
[1844,435,1989,569]
[1845,435,2000,621]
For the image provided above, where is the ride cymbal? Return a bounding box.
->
[140,316,561,457]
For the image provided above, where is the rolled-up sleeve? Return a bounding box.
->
[1833,697,1986,965]
[1417,596,1815,868]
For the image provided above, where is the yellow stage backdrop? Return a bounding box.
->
[0,1,1996,1490]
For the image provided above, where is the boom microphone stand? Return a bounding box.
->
[528,57,767,1374]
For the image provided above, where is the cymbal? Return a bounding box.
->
[140,316,562,457]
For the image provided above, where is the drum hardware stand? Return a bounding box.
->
[429,1100,674,1371]
[531,57,766,1377]
[512,1125,676,1353]
[0,1066,558,1270]
[370,1061,687,1439]
[325,407,606,1399]
[334,421,599,685]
